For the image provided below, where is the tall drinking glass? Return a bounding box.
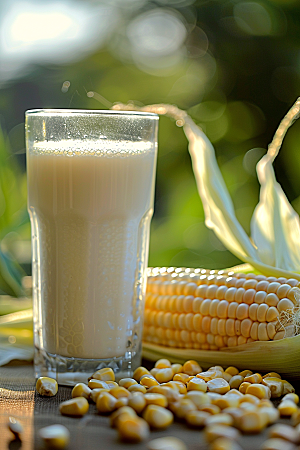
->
[26,110,158,384]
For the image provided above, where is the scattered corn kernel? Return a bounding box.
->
[260,438,297,450]
[39,424,70,450]
[229,375,244,390]
[128,392,147,414]
[115,397,129,408]
[59,397,89,417]
[133,367,150,382]
[110,406,136,428]
[246,384,271,399]
[140,376,160,388]
[268,424,300,444]
[128,384,147,394]
[155,368,174,383]
[278,400,298,417]
[143,405,173,429]
[261,378,283,398]
[36,377,58,396]
[71,383,91,400]
[283,393,299,404]
[182,360,201,376]
[109,386,130,399]
[244,373,262,384]
[259,407,279,425]
[96,392,117,414]
[263,372,281,379]
[205,413,234,427]
[173,373,190,384]
[187,377,207,392]
[118,378,138,389]
[292,410,300,426]
[8,417,23,439]
[225,367,239,376]
[170,399,196,419]
[185,391,211,408]
[282,380,296,395]
[90,388,110,403]
[144,393,168,408]
[185,410,210,427]
[205,424,240,443]
[91,367,115,382]
[207,378,230,394]
[210,437,243,450]
[117,415,150,442]
[171,364,184,375]
[237,410,268,433]
[88,379,110,390]
[155,359,172,369]
[147,436,187,450]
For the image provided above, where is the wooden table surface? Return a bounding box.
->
[0,362,298,450]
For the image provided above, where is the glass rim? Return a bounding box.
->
[25,108,159,120]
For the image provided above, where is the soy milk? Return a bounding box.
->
[27,140,156,359]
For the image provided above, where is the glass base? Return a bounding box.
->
[34,346,142,385]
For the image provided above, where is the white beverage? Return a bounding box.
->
[27,140,156,360]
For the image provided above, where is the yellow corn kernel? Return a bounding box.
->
[167,381,187,394]
[291,409,300,426]
[140,376,159,388]
[59,397,89,417]
[109,386,131,399]
[133,366,150,382]
[214,396,239,410]
[225,362,241,372]
[207,378,230,395]
[96,392,117,413]
[205,413,234,427]
[90,367,115,382]
[261,378,283,398]
[239,370,253,377]
[72,383,91,400]
[155,358,172,368]
[196,370,221,381]
[110,406,136,428]
[117,415,149,442]
[173,373,190,384]
[128,384,147,394]
[143,405,173,429]
[260,438,296,450]
[187,377,207,392]
[237,410,268,433]
[263,372,282,379]
[239,382,251,394]
[115,397,129,408]
[282,380,296,395]
[259,407,280,425]
[127,392,147,414]
[88,379,110,390]
[244,373,262,384]
[39,424,70,450]
[154,368,174,383]
[148,437,187,450]
[149,385,180,403]
[207,392,222,403]
[229,375,244,390]
[118,378,138,389]
[259,399,274,408]
[199,404,221,415]
[268,423,300,444]
[210,437,243,450]
[171,398,196,419]
[278,400,298,417]
[182,360,201,376]
[186,410,210,427]
[283,393,299,404]
[205,424,240,443]
[246,384,271,399]
[239,394,260,405]
[36,377,58,397]
[8,417,23,439]
[90,388,110,403]
[185,391,210,408]
[171,363,183,375]
[144,393,168,408]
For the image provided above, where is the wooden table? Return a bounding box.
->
[0,362,297,450]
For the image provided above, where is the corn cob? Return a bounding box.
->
[144,268,300,350]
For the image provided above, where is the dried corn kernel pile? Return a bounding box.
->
[17,359,300,450]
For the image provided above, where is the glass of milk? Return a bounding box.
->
[25,109,158,384]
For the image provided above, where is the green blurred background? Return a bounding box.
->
[1,0,300,296]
